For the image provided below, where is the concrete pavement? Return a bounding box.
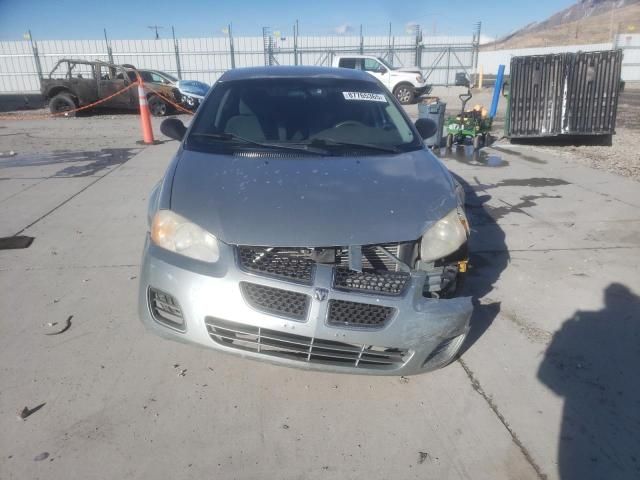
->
[0,124,638,479]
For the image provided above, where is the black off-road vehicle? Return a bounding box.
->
[41,59,178,116]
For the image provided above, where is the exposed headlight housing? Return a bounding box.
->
[420,208,469,263]
[151,210,219,262]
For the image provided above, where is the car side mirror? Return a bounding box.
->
[415,118,437,140]
[378,67,387,74]
[161,118,187,141]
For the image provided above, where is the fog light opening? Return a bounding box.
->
[148,287,185,331]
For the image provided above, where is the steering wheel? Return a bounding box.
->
[333,120,365,129]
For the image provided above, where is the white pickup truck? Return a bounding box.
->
[332,55,431,104]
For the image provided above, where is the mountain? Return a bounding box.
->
[483,0,640,50]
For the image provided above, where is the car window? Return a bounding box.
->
[363,58,383,73]
[338,58,357,69]
[187,77,419,155]
[140,71,154,83]
[150,72,165,83]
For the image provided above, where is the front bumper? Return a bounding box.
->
[414,84,431,96]
[138,237,472,375]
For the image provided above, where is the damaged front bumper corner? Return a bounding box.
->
[138,239,472,376]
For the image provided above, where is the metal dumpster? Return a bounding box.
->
[507,50,623,139]
[418,99,446,147]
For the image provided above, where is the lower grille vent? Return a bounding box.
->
[206,318,407,369]
[148,288,185,331]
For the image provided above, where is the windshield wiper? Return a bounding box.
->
[189,132,326,155]
[305,138,401,154]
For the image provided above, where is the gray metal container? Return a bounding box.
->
[418,100,446,147]
[507,50,622,138]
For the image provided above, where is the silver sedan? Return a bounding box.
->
[138,66,472,375]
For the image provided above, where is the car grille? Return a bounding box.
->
[333,268,410,295]
[237,243,412,296]
[237,246,315,284]
[327,299,395,328]
[337,243,403,271]
[240,282,309,321]
[205,318,408,369]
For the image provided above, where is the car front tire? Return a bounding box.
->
[393,84,415,105]
[49,93,77,116]
[148,95,169,117]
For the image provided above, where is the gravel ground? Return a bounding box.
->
[533,127,640,181]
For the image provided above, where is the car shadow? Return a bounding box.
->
[451,173,509,356]
[537,283,640,479]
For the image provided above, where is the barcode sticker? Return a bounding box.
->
[342,92,387,102]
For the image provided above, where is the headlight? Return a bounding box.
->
[420,208,469,262]
[416,75,424,83]
[151,210,219,262]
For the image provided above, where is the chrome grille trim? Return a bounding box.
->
[205,318,408,369]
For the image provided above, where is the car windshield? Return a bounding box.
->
[186,77,420,155]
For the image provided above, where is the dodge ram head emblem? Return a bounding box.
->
[313,288,329,301]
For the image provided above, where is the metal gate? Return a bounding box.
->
[507,50,623,138]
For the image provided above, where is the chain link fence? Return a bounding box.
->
[0,26,479,93]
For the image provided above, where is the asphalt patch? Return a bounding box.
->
[0,235,34,249]
[0,148,141,178]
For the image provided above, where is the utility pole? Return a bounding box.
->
[103,28,114,64]
[387,22,393,64]
[147,25,164,40]
[473,21,481,88]
[293,20,299,66]
[172,26,182,79]
[608,3,615,44]
[26,30,43,88]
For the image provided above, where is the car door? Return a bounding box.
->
[97,65,134,109]
[363,58,392,89]
[66,62,99,104]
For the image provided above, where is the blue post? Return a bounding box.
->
[489,64,505,118]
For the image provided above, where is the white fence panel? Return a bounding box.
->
[478,43,614,74]
[617,34,640,82]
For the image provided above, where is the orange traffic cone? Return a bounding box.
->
[137,80,157,145]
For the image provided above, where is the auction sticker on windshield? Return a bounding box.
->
[342,92,387,102]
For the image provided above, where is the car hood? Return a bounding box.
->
[176,80,210,98]
[393,67,422,74]
[170,148,457,247]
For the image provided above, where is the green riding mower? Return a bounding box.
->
[445,88,492,150]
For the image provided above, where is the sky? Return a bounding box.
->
[0,0,576,41]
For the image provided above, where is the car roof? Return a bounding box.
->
[219,66,378,82]
[334,55,379,59]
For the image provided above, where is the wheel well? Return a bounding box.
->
[46,87,76,101]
